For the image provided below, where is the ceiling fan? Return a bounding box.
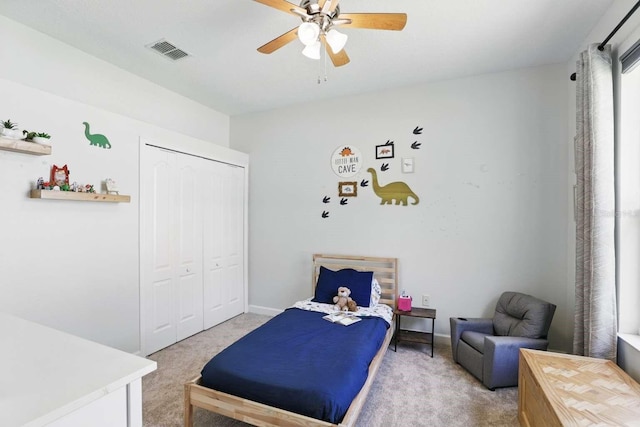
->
[254,0,407,67]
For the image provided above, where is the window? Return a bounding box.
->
[618,37,640,336]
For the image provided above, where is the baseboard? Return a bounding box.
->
[248,305,282,317]
[435,333,450,347]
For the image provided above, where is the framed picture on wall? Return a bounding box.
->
[338,181,358,197]
[402,158,414,173]
[105,178,119,194]
[51,164,70,187]
[375,144,394,159]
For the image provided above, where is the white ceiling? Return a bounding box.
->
[0,0,613,116]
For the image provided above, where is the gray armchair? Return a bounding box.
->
[450,291,556,390]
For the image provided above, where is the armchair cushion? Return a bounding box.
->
[460,331,489,353]
[493,292,556,338]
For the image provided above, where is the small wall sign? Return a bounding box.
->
[331,145,362,178]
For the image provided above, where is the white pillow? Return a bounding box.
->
[370,277,381,307]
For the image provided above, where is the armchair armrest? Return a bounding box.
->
[449,317,494,362]
[483,336,549,389]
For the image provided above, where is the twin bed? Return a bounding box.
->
[184,254,398,427]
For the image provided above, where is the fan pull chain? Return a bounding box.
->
[324,49,328,82]
[317,46,328,84]
[317,48,321,84]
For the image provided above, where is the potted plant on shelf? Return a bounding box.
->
[22,130,52,144]
[1,119,23,139]
[33,132,51,144]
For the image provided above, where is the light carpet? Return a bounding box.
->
[142,313,519,427]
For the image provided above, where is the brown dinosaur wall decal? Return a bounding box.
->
[367,168,419,206]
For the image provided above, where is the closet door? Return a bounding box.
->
[175,155,204,342]
[203,163,244,328]
[141,147,204,355]
[141,147,177,354]
[223,165,245,318]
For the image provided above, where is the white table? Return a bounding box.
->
[0,313,157,426]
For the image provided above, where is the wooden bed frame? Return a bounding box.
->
[184,254,399,427]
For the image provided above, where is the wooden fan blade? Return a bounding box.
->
[258,27,298,54]
[254,0,306,16]
[321,35,349,67]
[339,13,407,31]
[319,0,340,14]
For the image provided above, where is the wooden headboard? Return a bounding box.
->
[312,254,399,308]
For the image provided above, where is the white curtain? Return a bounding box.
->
[573,43,617,360]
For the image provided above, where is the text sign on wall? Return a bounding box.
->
[331,145,362,178]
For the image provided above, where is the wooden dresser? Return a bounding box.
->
[519,348,640,426]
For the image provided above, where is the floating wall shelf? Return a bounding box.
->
[0,137,51,156]
[30,189,131,203]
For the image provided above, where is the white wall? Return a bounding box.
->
[0,15,229,145]
[0,16,230,353]
[232,64,571,352]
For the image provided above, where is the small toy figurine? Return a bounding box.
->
[85,184,95,193]
[36,177,44,190]
[71,182,78,192]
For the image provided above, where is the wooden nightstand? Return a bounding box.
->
[393,307,436,357]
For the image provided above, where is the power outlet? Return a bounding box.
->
[422,294,430,307]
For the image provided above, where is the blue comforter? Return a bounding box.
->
[200,307,389,423]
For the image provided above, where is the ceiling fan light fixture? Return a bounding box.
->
[255,0,407,68]
[325,28,348,53]
[298,22,320,46]
[302,40,322,59]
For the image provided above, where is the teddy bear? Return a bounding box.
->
[333,286,354,312]
[347,299,358,312]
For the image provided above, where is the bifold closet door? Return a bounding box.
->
[203,163,244,329]
[141,147,204,355]
[175,155,205,342]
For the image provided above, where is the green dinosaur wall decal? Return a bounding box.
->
[367,168,419,206]
[83,122,112,149]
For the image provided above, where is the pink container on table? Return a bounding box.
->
[398,295,412,311]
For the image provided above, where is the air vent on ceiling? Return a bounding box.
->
[146,39,190,61]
